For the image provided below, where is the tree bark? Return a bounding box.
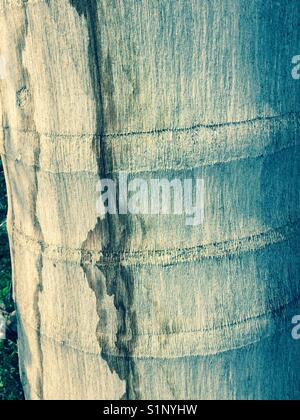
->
[0,0,300,400]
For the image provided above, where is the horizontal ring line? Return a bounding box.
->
[2,110,300,140]
[1,140,298,176]
[12,219,299,266]
[19,295,300,359]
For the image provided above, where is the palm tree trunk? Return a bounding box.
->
[0,0,299,400]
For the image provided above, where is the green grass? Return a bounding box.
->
[0,159,24,400]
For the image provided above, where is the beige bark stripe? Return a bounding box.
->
[19,295,300,358]
[12,219,299,266]
[1,111,299,175]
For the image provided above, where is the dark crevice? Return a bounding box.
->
[69,1,141,399]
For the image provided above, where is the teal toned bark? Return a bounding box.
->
[0,0,299,400]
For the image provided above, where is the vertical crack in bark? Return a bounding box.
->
[102,261,141,400]
[19,4,45,400]
[69,1,140,399]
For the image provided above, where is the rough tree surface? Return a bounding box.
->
[0,0,300,400]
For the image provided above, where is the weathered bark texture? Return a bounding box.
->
[0,0,300,400]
